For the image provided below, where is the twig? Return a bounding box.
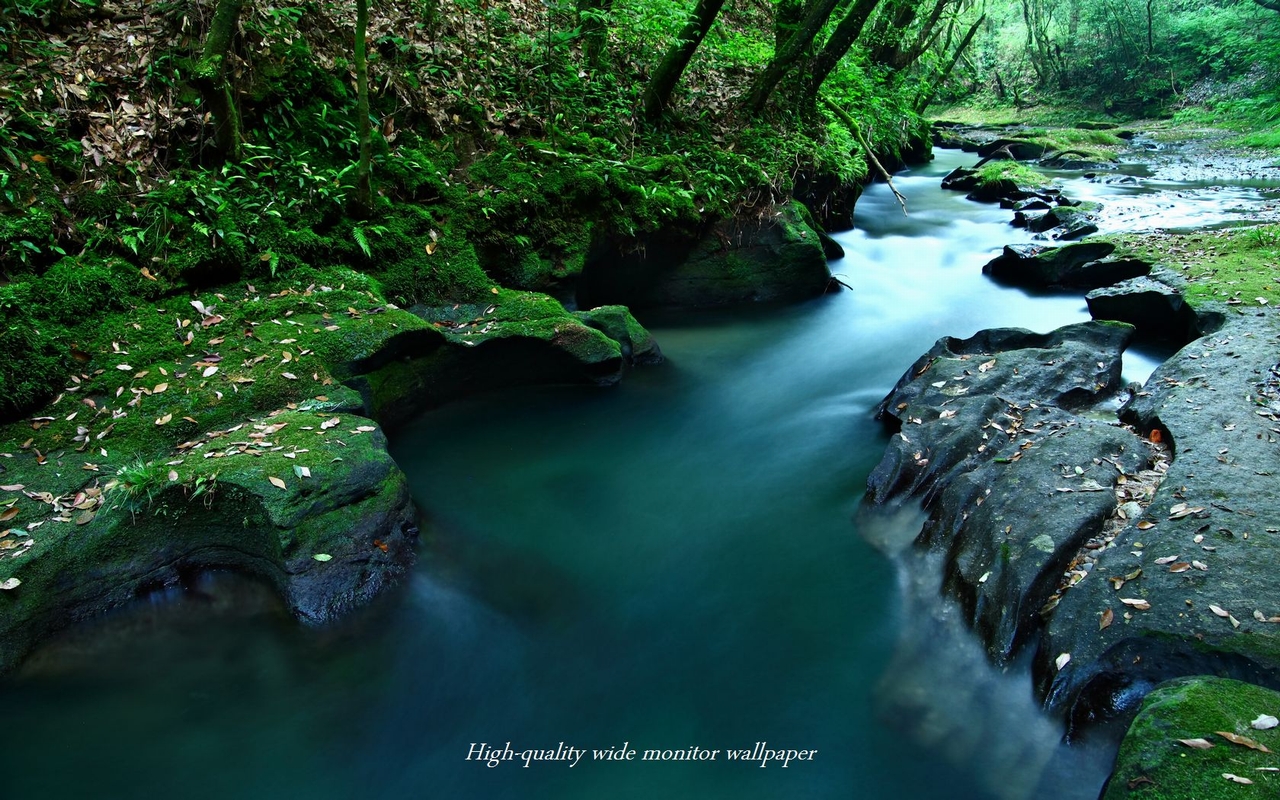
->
[820,95,907,215]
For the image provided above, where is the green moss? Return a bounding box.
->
[1104,676,1280,799]
[1100,227,1280,309]
[976,160,1050,189]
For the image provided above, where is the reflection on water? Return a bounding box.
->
[1,149,1255,799]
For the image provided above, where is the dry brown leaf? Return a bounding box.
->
[1223,773,1254,785]
[1178,738,1214,749]
[1121,598,1151,610]
[0,507,17,523]
[1210,604,1231,618]
[75,510,94,525]
[1218,732,1271,752]
[0,484,25,492]
[153,382,168,393]
[320,417,341,430]
[1100,607,1114,630]
[202,365,218,378]
[155,413,172,426]
[1170,562,1191,573]
[268,476,286,490]
[1155,555,1179,564]
[1137,520,1156,530]
[0,578,19,590]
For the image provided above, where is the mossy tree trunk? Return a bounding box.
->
[741,0,841,115]
[642,0,727,123]
[800,0,883,106]
[885,0,952,70]
[868,0,924,67]
[914,12,984,111]
[193,0,245,163]
[351,0,374,217]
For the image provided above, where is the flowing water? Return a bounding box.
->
[4,149,1246,800]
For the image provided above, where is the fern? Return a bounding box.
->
[353,226,371,258]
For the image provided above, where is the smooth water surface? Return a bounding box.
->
[2,151,1194,799]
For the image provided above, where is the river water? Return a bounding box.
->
[2,149,1243,799]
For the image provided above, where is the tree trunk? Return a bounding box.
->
[642,0,727,122]
[740,0,842,115]
[192,0,245,163]
[351,0,373,216]
[887,0,952,71]
[801,0,882,104]
[915,12,984,111]
[869,0,923,67]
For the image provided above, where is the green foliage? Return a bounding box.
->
[111,460,167,511]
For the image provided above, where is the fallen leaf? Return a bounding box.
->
[1170,562,1191,573]
[1178,738,1214,749]
[355,425,376,433]
[978,359,996,372]
[0,578,19,590]
[1100,608,1114,630]
[0,507,17,523]
[320,417,341,430]
[1251,714,1278,731]
[293,465,311,479]
[155,413,172,426]
[1155,555,1179,564]
[373,539,389,553]
[202,365,218,378]
[268,476,287,490]
[1137,520,1156,530]
[1223,774,1254,785]
[281,372,298,380]
[153,382,168,393]
[0,484,23,492]
[75,510,94,525]
[1210,604,1231,618]
[168,470,179,482]
[313,553,332,562]
[1218,732,1271,752]
[116,364,133,371]
[1121,598,1152,610]
[1055,652,1071,670]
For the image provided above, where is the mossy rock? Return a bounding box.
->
[573,305,663,365]
[1104,676,1280,798]
[578,200,831,310]
[0,411,416,672]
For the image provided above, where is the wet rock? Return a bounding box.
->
[1103,677,1280,799]
[983,241,1149,289]
[0,412,417,672]
[1035,318,1280,732]
[977,139,1051,161]
[1086,268,1209,342]
[865,321,1141,662]
[1025,204,1101,240]
[574,305,664,365]
[578,200,830,310]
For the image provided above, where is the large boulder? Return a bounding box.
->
[865,321,1144,662]
[983,242,1151,290]
[1103,677,1280,798]
[0,411,416,672]
[1086,268,1211,342]
[1034,317,1280,732]
[577,200,832,310]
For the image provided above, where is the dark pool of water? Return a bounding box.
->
[0,150,1196,799]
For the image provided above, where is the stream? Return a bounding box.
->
[4,148,1275,799]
